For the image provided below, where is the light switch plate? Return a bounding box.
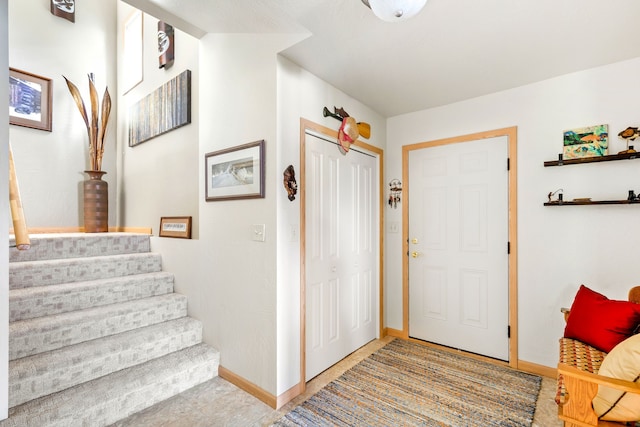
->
[252,224,266,242]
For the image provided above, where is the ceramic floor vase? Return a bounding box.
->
[83,170,108,232]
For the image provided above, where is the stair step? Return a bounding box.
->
[9,294,188,360]
[9,253,163,290]
[9,317,203,408]
[1,343,219,427]
[9,233,151,263]
[4,233,218,425]
[9,272,175,322]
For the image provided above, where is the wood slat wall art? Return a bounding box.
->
[128,69,191,147]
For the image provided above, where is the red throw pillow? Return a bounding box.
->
[564,285,640,353]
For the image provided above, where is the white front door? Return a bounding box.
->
[305,133,378,380]
[408,136,509,360]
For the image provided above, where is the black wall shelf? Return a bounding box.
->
[544,151,639,167]
[544,200,640,206]
[544,151,640,206]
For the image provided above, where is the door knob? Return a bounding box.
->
[411,251,420,258]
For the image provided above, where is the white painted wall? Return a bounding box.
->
[116,2,199,235]
[1,2,9,419]
[8,1,117,228]
[276,57,387,394]
[385,57,640,368]
[192,33,295,394]
[119,28,304,396]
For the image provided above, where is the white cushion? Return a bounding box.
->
[592,333,640,421]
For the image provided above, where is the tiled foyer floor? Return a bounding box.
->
[112,337,562,427]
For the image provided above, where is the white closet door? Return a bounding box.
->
[305,134,377,379]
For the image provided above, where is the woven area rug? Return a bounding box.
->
[274,339,541,426]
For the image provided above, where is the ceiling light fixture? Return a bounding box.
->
[361,0,427,22]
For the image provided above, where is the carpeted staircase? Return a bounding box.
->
[1,233,219,427]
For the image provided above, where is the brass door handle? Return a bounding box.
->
[411,251,420,258]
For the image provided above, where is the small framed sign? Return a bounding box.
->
[159,216,192,239]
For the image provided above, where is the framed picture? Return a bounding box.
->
[205,140,265,201]
[122,9,143,94]
[563,124,608,159]
[9,68,52,131]
[129,70,191,146]
[159,216,192,239]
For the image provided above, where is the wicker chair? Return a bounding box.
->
[556,286,640,427]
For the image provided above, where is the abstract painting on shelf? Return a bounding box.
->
[563,124,608,159]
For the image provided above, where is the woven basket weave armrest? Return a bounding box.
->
[556,338,607,405]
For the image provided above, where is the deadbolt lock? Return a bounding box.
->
[411,238,419,244]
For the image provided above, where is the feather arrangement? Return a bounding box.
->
[63,74,112,171]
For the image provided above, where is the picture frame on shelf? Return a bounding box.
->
[205,140,265,201]
[159,216,192,239]
[9,68,52,132]
[563,124,608,159]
